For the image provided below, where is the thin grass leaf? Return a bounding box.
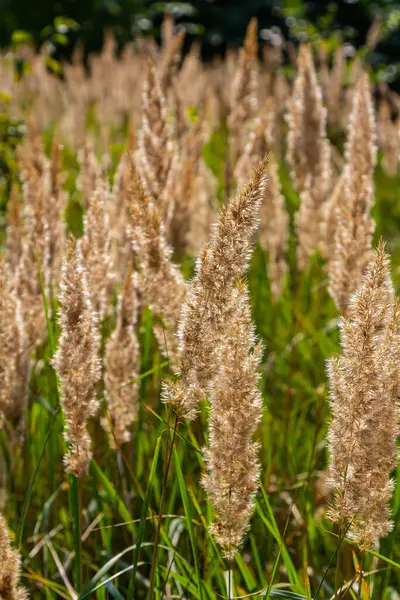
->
[258,487,302,591]
[264,500,293,600]
[235,553,257,592]
[17,407,60,549]
[69,474,82,593]
[173,447,204,600]
[22,572,71,599]
[131,435,162,597]
[120,360,169,388]
[317,526,400,570]
[90,460,136,534]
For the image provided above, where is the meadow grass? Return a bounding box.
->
[2,30,400,600]
[1,148,399,599]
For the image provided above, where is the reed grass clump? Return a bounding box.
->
[81,183,114,321]
[0,260,29,436]
[138,60,175,222]
[77,137,101,209]
[2,18,400,599]
[328,72,377,314]
[286,44,331,269]
[327,241,400,548]
[163,156,269,420]
[53,236,101,477]
[127,158,187,362]
[228,17,259,163]
[0,514,28,600]
[15,186,50,349]
[102,265,140,447]
[203,283,263,560]
[5,184,24,271]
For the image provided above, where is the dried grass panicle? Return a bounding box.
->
[328,72,377,313]
[109,125,137,276]
[102,265,140,447]
[15,187,50,349]
[127,159,187,362]
[322,173,344,258]
[138,60,175,222]
[109,151,132,277]
[259,152,289,300]
[229,18,259,159]
[77,137,102,209]
[44,136,67,275]
[286,44,331,269]
[326,46,346,128]
[81,183,114,322]
[159,17,185,92]
[327,241,400,549]
[53,236,101,478]
[164,156,269,421]
[287,45,330,194]
[177,42,205,112]
[233,102,288,299]
[5,184,24,271]
[234,104,270,190]
[168,117,213,257]
[0,514,28,600]
[377,98,399,176]
[202,283,262,560]
[0,260,29,436]
[186,160,218,257]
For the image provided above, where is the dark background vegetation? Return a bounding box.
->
[1,0,400,87]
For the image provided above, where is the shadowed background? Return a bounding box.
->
[1,0,400,88]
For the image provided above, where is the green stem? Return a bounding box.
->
[148,414,179,600]
[69,473,82,593]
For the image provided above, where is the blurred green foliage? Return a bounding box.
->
[0,92,24,208]
[1,1,400,88]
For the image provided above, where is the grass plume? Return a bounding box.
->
[53,236,101,477]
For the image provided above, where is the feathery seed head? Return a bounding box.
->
[287,44,331,268]
[0,514,28,600]
[127,157,187,362]
[53,236,101,477]
[202,283,263,559]
[229,18,259,159]
[102,263,140,447]
[327,241,400,548]
[328,70,377,313]
[5,184,24,271]
[138,59,175,221]
[0,260,29,436]
[81,183,114,321]
[166,155,268,420]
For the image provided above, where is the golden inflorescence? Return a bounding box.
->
[1,16,400,590]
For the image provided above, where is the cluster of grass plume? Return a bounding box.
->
[1,14,400,600]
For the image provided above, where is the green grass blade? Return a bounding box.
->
[235,553,257,591]
[78,544,137,599]
[257,488,302,591]
[131,435,161,596]
[173,447,204,600]
[22,573,71,599]
[90,460,136,534]
[69,474,82,593]
[17,407,60,549]
[81,565,134,599]
[119,360,169,388]
[318,526,400,570]
[269,591,310,599]
[159,564,200,598]
[264,503,292,600]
